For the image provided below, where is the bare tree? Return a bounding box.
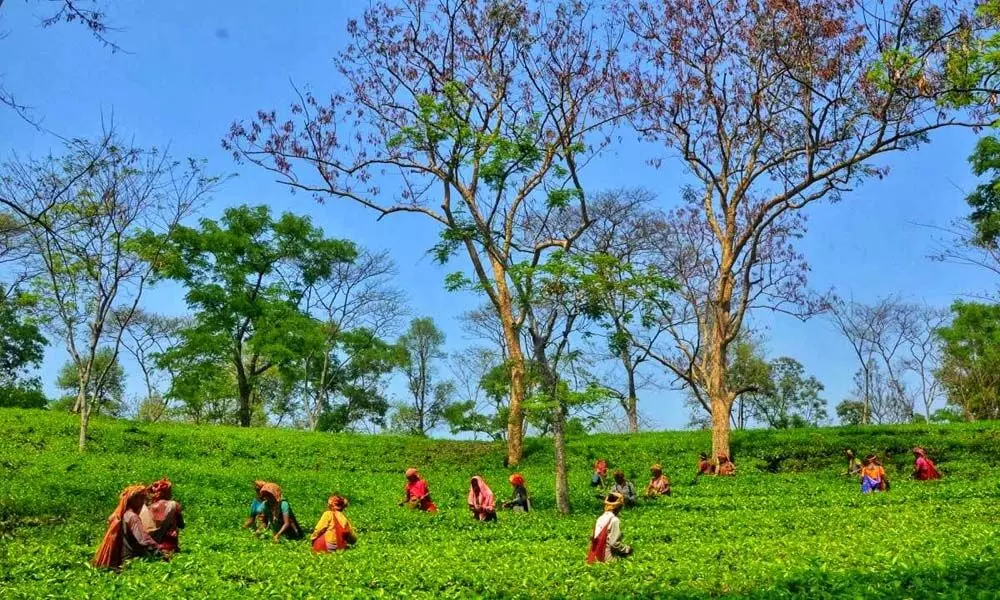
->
[577,189,664,433]
[3,130,215,449]
[109,309,187,422]
[618,0,984,457]
[904,305,949,420]
[829,296,938,424]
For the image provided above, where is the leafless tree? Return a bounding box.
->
[3,129,216,450]
[618,0,985,458]
[108,309,187,422]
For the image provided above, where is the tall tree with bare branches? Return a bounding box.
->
[619,0,983,457]
[3,130,216,450]
[226,0,626,464]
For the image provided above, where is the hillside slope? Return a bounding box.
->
[2,410,1000,599]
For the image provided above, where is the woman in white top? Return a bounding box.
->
[586,492,633,563]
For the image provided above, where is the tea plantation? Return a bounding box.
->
[2,409,1000,599]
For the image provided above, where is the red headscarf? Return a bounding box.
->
[149,479,172,501]
[509,473,525,487]
[594,459,608,477]
[92,485,147,569]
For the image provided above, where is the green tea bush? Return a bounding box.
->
[1,409,999,598]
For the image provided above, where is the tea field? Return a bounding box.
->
[2,409,1000,599]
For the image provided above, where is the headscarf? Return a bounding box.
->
[913,447,927,457]
[509,473,525,487]
[864,454,877,465]
[405,468,419,480]
[260,482,282,503]
[328,495,348,511]
[603,492,625,513]
[92,485,148,569]
[650,463,663,475]
[468,476,495,511]
[594,459,608,477]
[149,479,172,502]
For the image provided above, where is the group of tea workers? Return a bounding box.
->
[92,446,943,569]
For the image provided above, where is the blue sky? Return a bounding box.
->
[1,1,994,430]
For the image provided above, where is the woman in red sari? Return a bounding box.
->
[93,485,165,570]
[147,478,184,554]
[311,496,357,553]
[913,447,941,480]
[400,468,438,512]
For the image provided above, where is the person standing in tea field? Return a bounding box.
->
[259,483,303,541]
[502,473,531,512]
[468,475,497,521]
[587,492,633,563]
[696,453,716,476]
[400,468,438,512]
[912,447,942,481]
[716,455,736,476]
[644,464,672,497]
[244,480,269,530]
[310,495,357,553]
[93,485,166,570]
[146,478,184,554]
[844,449,863,476]
[591,459,609,488]
[610,471,637,507]
[860,454,888,493]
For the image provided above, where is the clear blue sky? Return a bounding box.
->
[1,1,994,430]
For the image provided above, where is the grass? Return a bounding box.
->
[2,409,1000,598]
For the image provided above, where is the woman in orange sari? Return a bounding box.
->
[311,496,357,553]
[93,485,164,570]
[860,454,887,493]
[147,478,184,554]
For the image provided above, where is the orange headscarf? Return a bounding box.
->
[328,495,348,511]
[509,473,525,487]
[92,485,147,569]
[405,468,419,479]
[260,482,282,503]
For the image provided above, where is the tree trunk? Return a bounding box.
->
[77,386,90,451]
[553,402,570,514]
[237,373,252,427]
[491,259,526,465]
[711,395,733,459]
[626,369,639,434]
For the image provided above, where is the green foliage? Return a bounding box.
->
[140,204,357,425]
[0,382,48,409]
[964,136,1000,246]
[395,318,453,436]
[937,301,1000,420]
[313,329,406,433]
[0,290,46,379]
[836,400,865,426]
[2,409,1000,598]
[54,348,125,417]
